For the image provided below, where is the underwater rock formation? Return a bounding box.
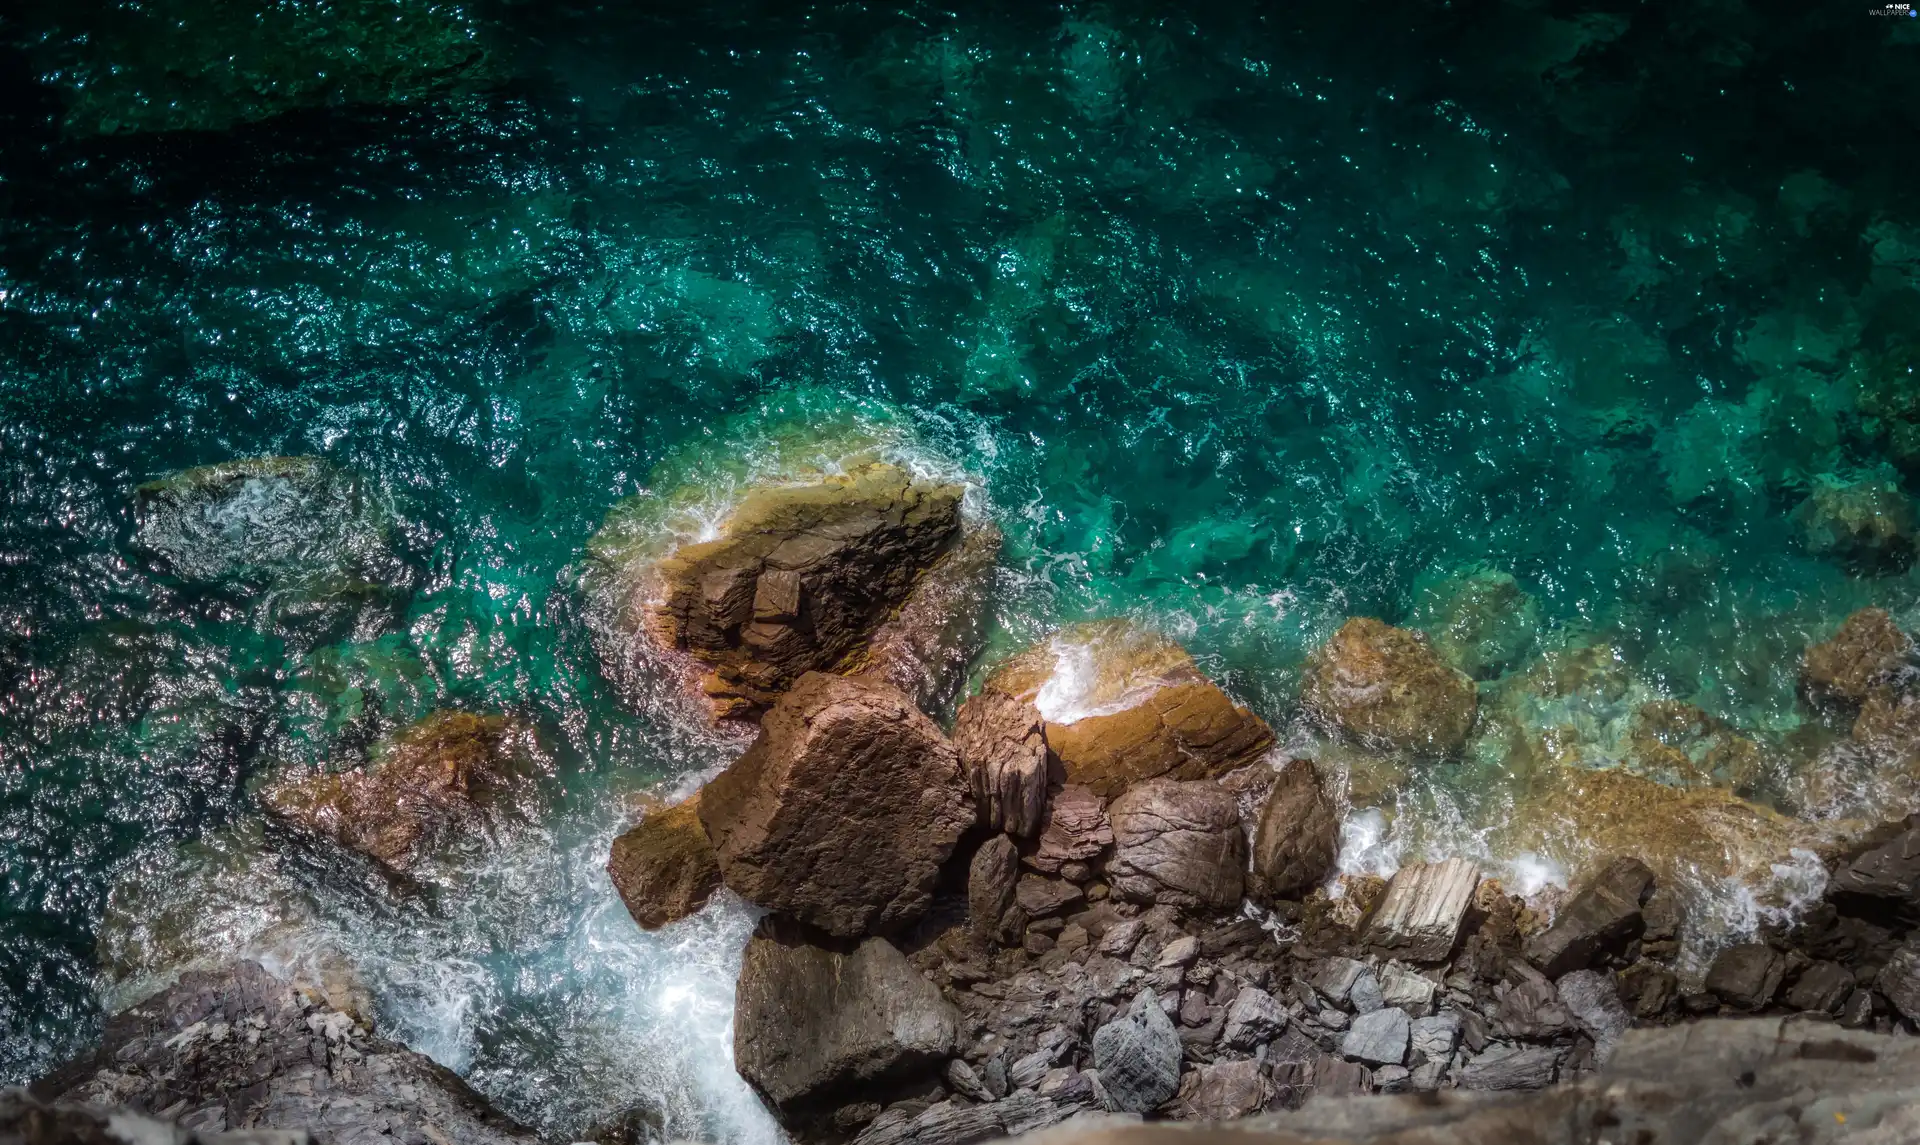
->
[1301,618,1479,757]
[1409,567,1542,680]
[261,710,548,877]
[1802,607,1915,709]
[1792,474,1918,573]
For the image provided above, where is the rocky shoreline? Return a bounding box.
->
[28,457,1920,1144]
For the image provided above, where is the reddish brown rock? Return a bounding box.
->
[968,834,1024,943]
[263,710,546,875]
[607,795,723,930]
[1301,618,1479,756]
[953,686,1050,838]
[1252,758,1339,901]
[698,672,972,936]
[957,622,1273,803]
[1106,779,1246,912]
[1026,785,1113,875]
[1804,608,1914,709]
[643,463,964,720]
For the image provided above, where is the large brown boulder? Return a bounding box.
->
[1251,758,1339,900]
[955,622,1273,805]
[607,795,723,930]
[1106,779,1246,911]
[637,462,964,720]
[698,672,972,936]
[1803,608,1914,709]
[953,686,1050,837]
[1301,618,1479,756]
[733,924,958,1129]
[262,711,547,875]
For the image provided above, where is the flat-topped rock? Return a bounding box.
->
[1302,618,1479,756]
[1250,757,1338,901]
[607,795,722,930]
[1364,858,1479,962]
[734,924,958,1128]
[956,622,1273,802]
[699,672,971,936]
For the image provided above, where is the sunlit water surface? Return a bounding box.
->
[2,3,1919,1138]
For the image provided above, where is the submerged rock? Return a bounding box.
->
[1105,779,1246,912]
[1302,618,1479,756]
[1803,608,1914,709]
[1250,758,1339,901]
[262,710,548,876]
[957,622,1273,801]
[606,795,723,931]
[698,672,971,937]
[1409,566,1542,680]
[1792,475,1917,573]
[25,1,503,136]
[620,462,964,720]
[733,924,958,1128]
[35,960,533,1145]
[133,456,404,631]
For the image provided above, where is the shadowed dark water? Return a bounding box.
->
[1,1,1917,1136]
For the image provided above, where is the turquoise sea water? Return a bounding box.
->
[2,1,1919,1136]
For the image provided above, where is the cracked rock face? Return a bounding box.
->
[632,462,965,720]
[698,672,972,937]
[1106,779,1246,912]
[32,960,533,1145]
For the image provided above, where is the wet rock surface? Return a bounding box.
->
[1301,618,1479,756]
[606,794,723,930]
[699,672,972,937]
[1793,474,1918,573]
[1249,759,1337,902]
[1802,607,1915,709]
[261,711,547,876]
[734,924,959,1128]
[31,961,532,1145]
[640,463,965,720]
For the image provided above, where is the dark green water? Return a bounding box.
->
[1,1,1918,1136]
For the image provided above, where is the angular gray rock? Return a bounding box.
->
[1494,962,1572,1040]
[1829,819,1920,905]
[1876,941,1920,1022]
[1221,986,1289,1050]
[1105,780,1246,911]
[1456,1043,1562,1090]
[1250,758,1338,900]
[946,1059,993,1104]
[1090,991,1183,1114]
[1705,943,1785,1010]
[1364,858,1478,962]
[1523,856,1655,978]
[1,1088,311,1145]
[1310,956,1366,1005]
[1347,969,1384,1014]
[1012,1017,1920,1144]
[1409,1012,1460,1058]
[1340,1007,1409,1066]
[968,834,1024,943]
[34,960,533,1145]
[852,1089,1085,1145]
[733,926,958,1125]
[1556,969,1630,1065]
[1377,964,1436,1014]
[1784,960,1855,1014]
